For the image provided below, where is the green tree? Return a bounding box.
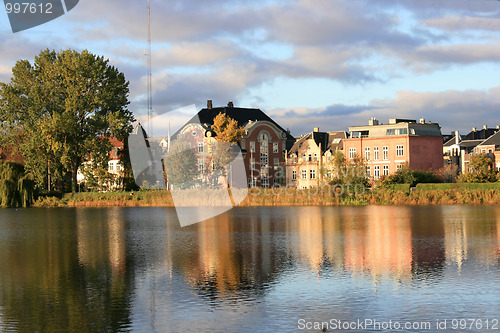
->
[164,141,198,189]
[0,49,133,192]
[457,154,497,183]
[329,150,368,196]
[378,163,442,187]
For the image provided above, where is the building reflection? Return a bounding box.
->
[344,206,413,281]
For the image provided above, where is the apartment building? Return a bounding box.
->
[344,118,443,179]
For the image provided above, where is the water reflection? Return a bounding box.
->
[0,205,499,332]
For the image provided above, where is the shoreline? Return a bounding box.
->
[30,186,500,208]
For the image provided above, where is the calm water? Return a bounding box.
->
[0,206,499,332]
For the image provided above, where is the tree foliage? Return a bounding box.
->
[377,163,442,187]
[0,49,134,192]
[212,112,245,144]
[164,141,198,189]
[0,161,34,207]
[328,150,368,196]
[457,154,498,183]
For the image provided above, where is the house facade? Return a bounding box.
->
[172,101,295,188]
[286,128,347,188]
[344,118,443,180]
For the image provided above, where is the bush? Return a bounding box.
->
[378,164,441,187]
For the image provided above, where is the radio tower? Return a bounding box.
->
[146,0,153,136]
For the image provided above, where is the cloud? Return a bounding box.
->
[424,15,500,32]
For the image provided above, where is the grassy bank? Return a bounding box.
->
[31,183,500,207]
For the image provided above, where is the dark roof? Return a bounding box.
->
[176,105,295,143]
[464,128,497,140]
[477,130,500,147]
[289,131,347,155]
[443,135,464,147]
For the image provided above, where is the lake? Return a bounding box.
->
[0,205,499,332]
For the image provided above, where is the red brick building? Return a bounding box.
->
[173,101,295,188]
[344,118,443,179]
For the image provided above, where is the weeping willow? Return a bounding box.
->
[0,162,35,207]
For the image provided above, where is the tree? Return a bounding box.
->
[211,112,246,184]
[329,150,368,196]
[212,112,245,144]
[378,163,442,187]
[0,49,133,192]
[457,154,497,183]
[164,141,198,189]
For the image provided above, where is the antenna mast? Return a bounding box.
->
[146,0,153,136]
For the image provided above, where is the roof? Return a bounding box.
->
[477,130,500,147]
[289,131,347,155]
[175,105,295,148]
[464,128,497,140]
[443,135,464,147]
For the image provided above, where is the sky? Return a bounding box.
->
[0,0,499,137]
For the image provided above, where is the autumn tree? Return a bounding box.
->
[210,112,245,180]
[457,154,497,183]
[0,49,133,192]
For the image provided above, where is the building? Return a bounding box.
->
[286,128,347,188]
[77,137,125,191]
[173,101,295,188]
[443,125,500,172]
[344,118,443,180]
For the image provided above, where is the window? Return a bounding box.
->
[488,149,493,154]
[302,154,306,162]
[308,153,312,161]
[374,147,379,160]
[260,153,268,166]
[261,176,269,188]
[249,177,256,188]
[313,153,318,161]
[116,164,121,171]
[273,142,279,153]
[109,163,114,171]
[374,165,380,179]
[260,142,268,153]
[310,169,316,179]
[365,147,370,161]
[273,158,279,166]
[327,170,332,178]
[292,170,297,180]
[366,166,370,176]
[198,142,204,153]
[396,145,404,157]
[260,133,269,142]
[396,164,403,170]
[327,154,331,162]
[249,141,255,153]
[481,149,486,153]
[301,170,307,179]
[191,131,197,136]
[386,128,408,136]
[292,156,297,163]
[383,146,388,160]
[349,148,356,159]
[383,165,389,176]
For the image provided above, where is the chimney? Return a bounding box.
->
[368,118,379,126]
[207,100,212,109]
[313,127,319,132]
[227,101,234,108]
[419,118,425,124]
[455,130,459,145]
[496,125,500,130]
[483,125,488,130]
[472,127,476,132]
